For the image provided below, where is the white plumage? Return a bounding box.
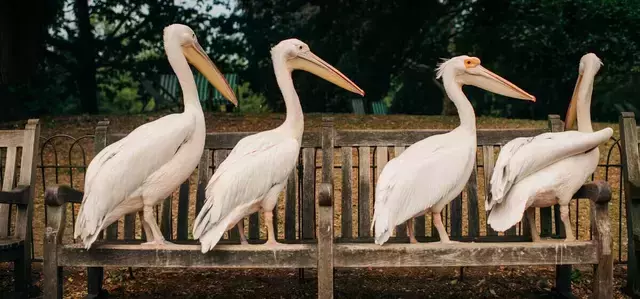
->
[487,53,611,241]
[372,55,536,245]
[193,39,364,253]
[193,132,300,252]
[73,24,236,249]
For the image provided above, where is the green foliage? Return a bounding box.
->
[4,0,640,121]
[236,82,271,113]
[98,71,154,114]
[455,0,640,120]
[235,0,471,114]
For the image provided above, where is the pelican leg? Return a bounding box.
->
[138,211,154,242]
[560,205,576,242]
[264,211,281,246]
[406,218,418,244]
[237,220,249,245]
[141,205,174,246]
[526,208,540,242]
[433,212,457,244]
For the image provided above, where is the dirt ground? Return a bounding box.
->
[0,263,632,298]
[0,112,630,298]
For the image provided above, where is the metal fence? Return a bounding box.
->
[28,133,628,263]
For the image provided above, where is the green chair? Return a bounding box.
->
[371,101,388,115]
[194,72,239,111]
[159,74,180,103]
[351,99,365,114]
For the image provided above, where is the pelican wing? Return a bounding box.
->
[488,127,612,209]
[74,114,195,239]
[372,135,473,244]
[193,131,300,240]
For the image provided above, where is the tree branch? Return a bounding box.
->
[106,3,142,41]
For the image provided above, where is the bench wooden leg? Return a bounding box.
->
[592,195,613,298]
[554,265,572,298]
[87,267,108,299]
[14,254,28,297]
[317,183,334,299]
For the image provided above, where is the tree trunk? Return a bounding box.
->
[0,1,41,85]
[75,0,98,114]
[0,0,55,120]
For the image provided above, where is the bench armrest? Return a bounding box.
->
[573,180,612,205]
[45,185,84,206]
[0,185,30,205]
[319,183,333,207]
[44,185,82,246]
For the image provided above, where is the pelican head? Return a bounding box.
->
[164,24,237,106]
[565,53,603,130]
[271,38,365,96]
[436,55,536,102]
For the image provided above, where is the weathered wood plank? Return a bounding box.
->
[334,241,598,267]
[0,131,25,147]
[620,112,640,296]
[0,146,17,237]
[591,181,613,298]
[322,117,335,184]
[124,214,135,240]
[317,183,333,299]
[195,149,212,214]
[176,180,190,241]
[12,120,37,296]
[358,146,371,237]
[466,166,480,237]
[540,207,553,237]
[205,132,321,149]
[285,170,297,241]
[0,186,29,205]
[160,196,173,240]
[450,194,463,238]
[335,128,547,147]
[44,187,66,299]
[57,243,317,268]
[341,147,353,239]
[110,132,324,149]
[320,118,334,245]
[482,145,497,236]
[302,148,315,240]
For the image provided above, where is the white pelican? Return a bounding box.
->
[486,53,613,241]
[372,56,536,245]
[73,24,237,249]
[193,39,364,253]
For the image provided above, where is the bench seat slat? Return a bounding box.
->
[334,241,598,267]
[57,243,316,268]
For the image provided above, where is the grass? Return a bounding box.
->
[0,112,630,298]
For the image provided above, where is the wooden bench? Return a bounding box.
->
[43,119,324,299]
[316,114,612,298]
[621,111,640,296]
[0,119,40,297]
[43,115,613,298]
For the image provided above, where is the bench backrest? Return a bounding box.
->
[322,115,564,242]
[0,119,40,238]
[78,115,566,244]
[94,120,322,243]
